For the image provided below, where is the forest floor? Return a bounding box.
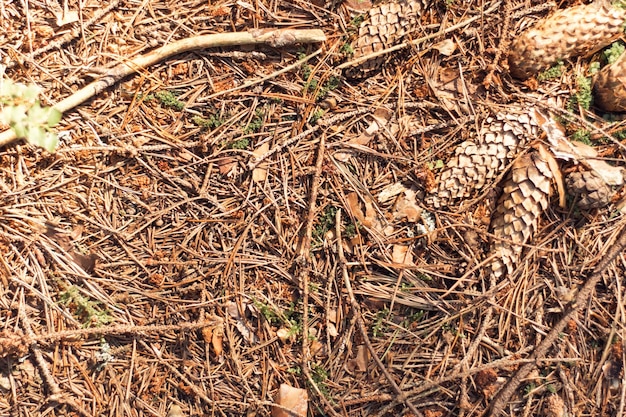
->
[0,0,625,416]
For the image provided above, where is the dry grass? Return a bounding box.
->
[0,0,625,416]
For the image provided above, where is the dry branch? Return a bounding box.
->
[0,28,326,148]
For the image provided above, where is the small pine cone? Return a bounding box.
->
[428,112,538,208]
[565,170,614,209]
[489,151,553,280]
[594,52,626,112]
[345,0,426,78]
[509,3,626,79]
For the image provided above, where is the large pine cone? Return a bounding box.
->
[565,170,614,208]
[428,112,538,208]
[508,2,626,79]
[594,52,626,112]
[345,0,426,78]
[488,151,553,279]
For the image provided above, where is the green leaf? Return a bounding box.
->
[46,108,62,127]
[12,123,27,139]
[41,131,59,152]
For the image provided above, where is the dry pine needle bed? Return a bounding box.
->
[1,0,626,416]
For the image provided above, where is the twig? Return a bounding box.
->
[335,209,425,417]
[1,319,218,354]
[296,132,341,416]
[0,28,326,147]
[488,219,626,416]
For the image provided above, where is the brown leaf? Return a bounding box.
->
[252,142,270,183]
[355,344,369,372]
[272,384,308,417]
[432,38,456,56]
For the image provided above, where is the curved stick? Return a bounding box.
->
[0,28,326,148]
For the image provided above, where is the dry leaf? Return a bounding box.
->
[55,10,79,27]
[432,38,456,56]
[167,405,185,417]
[377,182,406,203]
[252,142,270,183]
[327,322,338,338]
[392,244,414,266]
[226,301,258,344]
[335,108,392,161]
[392,187,422,222]
[218,157,238,176]
[355,345,369,372]
[272,384,308,417]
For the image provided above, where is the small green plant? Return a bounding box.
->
[226,137,250,150]
[344,222,358,239]
[59,286,112,327]
[154,90,185,110]
[537,61,563,81]
[0,78,62,152]
[427,159,445,170]
[603,41,625,65]
[287,366,302,375]
[192,114,223,129]
[340,42,354,56]
[286,319,303,338]
[546,384,557,394]
[349,15,365,28]
[313,205,338,246]
[317,76,341,100]
[243,108,264,134]
[523,383,537,395]
[308,108,324,124]
[571,129,592,145]
[372,308,390,337]
[253,299,280,325]
[311,364,331,398]
[568,76,593,111]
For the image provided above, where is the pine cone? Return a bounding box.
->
[345,0,425,78]
[594,52,626,112]
[565,170,614,209]
[509,3,626,79]
[428,112,538,208]
[489,151,553,279]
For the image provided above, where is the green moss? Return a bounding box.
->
[317,76,341,100]
[192,114,223,129]
[568,76,593,111]
[340,42,354,56]
[243,108,264,134]
[226,137,250,150]
[154,90,185,111]
[603,41,625,65]
[308,108,324,124]
[571,129,592,145]
[537,61,563,81]
[59,286,112,327]
[349,15,365,28]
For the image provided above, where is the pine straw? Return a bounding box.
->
[0,0,625,416]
